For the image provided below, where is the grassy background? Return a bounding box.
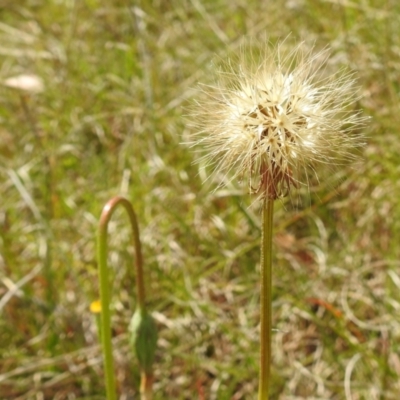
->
[1,0,400,398]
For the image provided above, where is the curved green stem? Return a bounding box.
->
[97,196,146,400]
[258,198,274,400]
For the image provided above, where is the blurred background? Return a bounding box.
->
[0,0,399,399]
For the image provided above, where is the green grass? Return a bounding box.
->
[1,0,400,398]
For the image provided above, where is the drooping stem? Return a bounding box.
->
[97,196,146,400]
[258,197,274,400]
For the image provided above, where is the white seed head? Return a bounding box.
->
[4,74,44,93]
[188,40,365,199]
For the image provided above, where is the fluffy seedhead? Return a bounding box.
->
[189,40,365,200]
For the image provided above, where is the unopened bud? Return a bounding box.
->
[129,309,157,373]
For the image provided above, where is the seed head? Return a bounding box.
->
[189,40,365,200]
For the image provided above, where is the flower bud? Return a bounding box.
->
[129,309,157,374]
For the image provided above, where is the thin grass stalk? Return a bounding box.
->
[258,197,274,399]
[20,94,56,310]
[97,196,146,400]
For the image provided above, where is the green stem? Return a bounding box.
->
[140,371,154,400]
[258,197,274,400]
[97,196,146,400]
